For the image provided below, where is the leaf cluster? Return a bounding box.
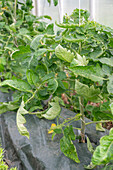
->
[1,3,113,169]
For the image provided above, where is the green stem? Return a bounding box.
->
[25,84,43,105]
[25,89,38,105]
[85,120,113,126]
[79,96,85,143]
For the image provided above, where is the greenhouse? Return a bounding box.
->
[0,0,113,169]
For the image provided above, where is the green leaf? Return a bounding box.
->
[34,48,47,57]
[42,102,61,120]
[75,80,101,102]
[42,72,55,82]
[0,22,5,29]
[12,46,31,60]
[53,96,65,106]
[19,28,30,34]
[60,136,80,163]
[47,79,58,94]
[69,64,104,82]
[87,137,94,154]
[55,44,74,63]
[57,71,67,80]
[99,57,113,67]
[0,79,32,93]
[30,35,43,50]
[91,128,113,165]
[54,128,62,134]
[63,35,84,43]
[102,65,111,76]
[55,21,79,29]
[16,101,29,138]
[45,23,54,35]
[64,125,76,141]
[26,69,39,86]
[35,64,47,78]
[107,74,113,94]
[89,47,104,59]
[110,102,113,115]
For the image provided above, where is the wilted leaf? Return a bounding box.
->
[16,101,29,138]
[42,102,61,120]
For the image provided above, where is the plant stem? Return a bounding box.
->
[25,89,38,104]
[85,120,113,126]
[79,96,85,143]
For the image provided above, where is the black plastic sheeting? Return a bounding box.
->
[0,91,108,170]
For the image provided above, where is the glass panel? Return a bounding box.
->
[39,0,60,23]
[63,0,89,15]
[95,0,113,28]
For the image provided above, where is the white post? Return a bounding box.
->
[58,0,63,23]
[32,0,40,16]
[89,0,95,20]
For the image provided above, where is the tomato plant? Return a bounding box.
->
[0,1,113,169]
